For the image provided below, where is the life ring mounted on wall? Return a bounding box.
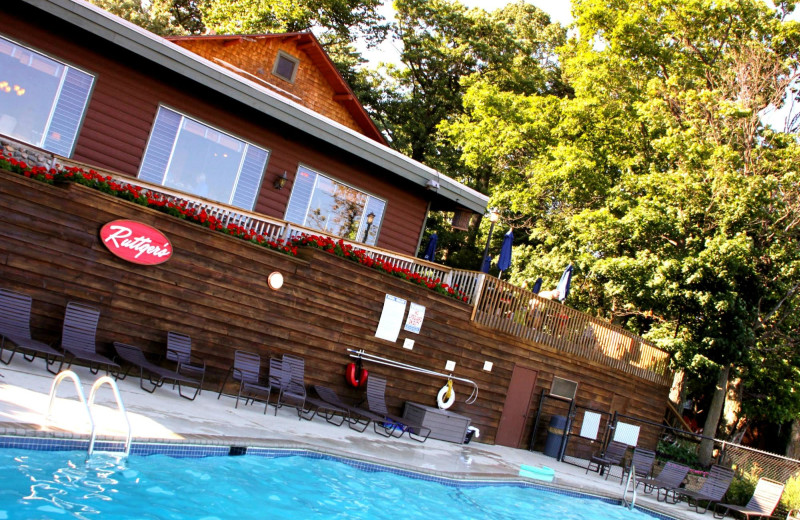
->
[437,379,456,409]
[345,359,369,388]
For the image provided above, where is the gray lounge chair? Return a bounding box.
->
[299,385,354,427]
[310,385,372,433]
[664,464,735,514]
[364,376,432,442]
[622,447,657,483]
[713,477,785,519]
[217,350,272,413]
[639,461,690,500]
[272,354,307,416]
[60,301,119,374]
[113,342,201,400]
[166,331,206,395]
[586,440,629,480]
[0,288,65,374]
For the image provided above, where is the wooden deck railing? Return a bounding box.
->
[16,149,670,384]
[472,277,672,385]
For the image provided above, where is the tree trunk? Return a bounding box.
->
[698,363,731,466]
[723,375,742,436]
[670,368,686,409]
[786,419,800,459]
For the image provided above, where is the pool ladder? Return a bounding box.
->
[45,370,133,458]
[622,463,637,509]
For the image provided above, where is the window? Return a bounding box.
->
[272,51,299,83]
[138,106,269,210]
[285,166,386,246]
[0,36,94,156]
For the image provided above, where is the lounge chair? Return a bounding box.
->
[364,376,432,442]
[622,447,656,483]
[166,331,206,395]
[664,464,735,514]
[113,342,201,400]
[0,288,65,374]
[299,385,353,427]
[217,350,272,413]
[586,440,629,480]
[639,461,690,500]
[713,477,785,519]
[59,301,119,374]
[310,385,372,433]
[272,354,307,416]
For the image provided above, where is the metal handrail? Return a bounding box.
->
[347,348,479,404]
[87,376,133,457]
[45,370,93,431]
[622,463,637,509]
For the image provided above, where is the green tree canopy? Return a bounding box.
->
[444,0,800,455]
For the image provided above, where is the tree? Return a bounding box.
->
[88,0,203,35]
[444,0,800,462]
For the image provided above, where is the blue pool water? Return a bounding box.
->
[0,449,666,520]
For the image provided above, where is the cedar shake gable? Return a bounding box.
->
[167,33,387,146]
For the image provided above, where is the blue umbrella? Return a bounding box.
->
[556,264,573,302]
[496,229,514,275]
[481,254,492,273]
[531,277,543,294]
[422,232,438,261]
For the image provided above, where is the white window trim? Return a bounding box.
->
[289,163,387,244]
[271,51,300,83]
[0,34,95,156]
[139,105,270,208]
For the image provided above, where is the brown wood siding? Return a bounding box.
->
[0,4,427,256]
[0,170,671,445]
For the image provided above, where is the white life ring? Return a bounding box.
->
[437,381,456,409]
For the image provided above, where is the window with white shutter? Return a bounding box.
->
[0,35,94,156]
[139,106,269,210]
[284,165,386,246]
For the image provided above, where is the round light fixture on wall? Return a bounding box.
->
[267,271,284,290]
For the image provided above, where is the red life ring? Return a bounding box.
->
[345,362,369,388]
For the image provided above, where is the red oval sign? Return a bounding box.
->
[99,220,172,266]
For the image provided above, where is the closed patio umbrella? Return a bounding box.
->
[531,277,543,294]
[497,229,514,277]
[421,232,438,261]
[481,254,492,273]
[556,264,573,302]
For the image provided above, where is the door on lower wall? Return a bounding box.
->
[495,365,538,448]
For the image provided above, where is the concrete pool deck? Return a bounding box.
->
[0,357,708,520]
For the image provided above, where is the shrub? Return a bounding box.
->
[780,474,800,513]
[657,439,701,469]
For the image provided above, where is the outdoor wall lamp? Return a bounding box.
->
[362,212,376,243]
[273,171,289,189]
[480,207,500,272]
[267,271,284,290]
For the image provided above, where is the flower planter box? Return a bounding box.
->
[403,401,471,444]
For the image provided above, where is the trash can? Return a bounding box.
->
[543,415,567,458]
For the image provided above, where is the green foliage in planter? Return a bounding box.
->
[780,474,800,513]
[657,439,701,469]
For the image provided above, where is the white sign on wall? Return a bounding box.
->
[613,422,641,446]
[580,411,602,440]
[375,294,407,342]
[404,302,426,334]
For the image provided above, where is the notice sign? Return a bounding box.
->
[404,303,426,334]
[375,294,406,342]
[100,220,173,266]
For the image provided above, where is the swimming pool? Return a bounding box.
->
[1,445,671,520]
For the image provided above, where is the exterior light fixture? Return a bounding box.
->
[273,171,289,189]
[362,212,376,243]
[267,271,284,290]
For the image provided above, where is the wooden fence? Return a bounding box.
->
[473,277,672,385]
